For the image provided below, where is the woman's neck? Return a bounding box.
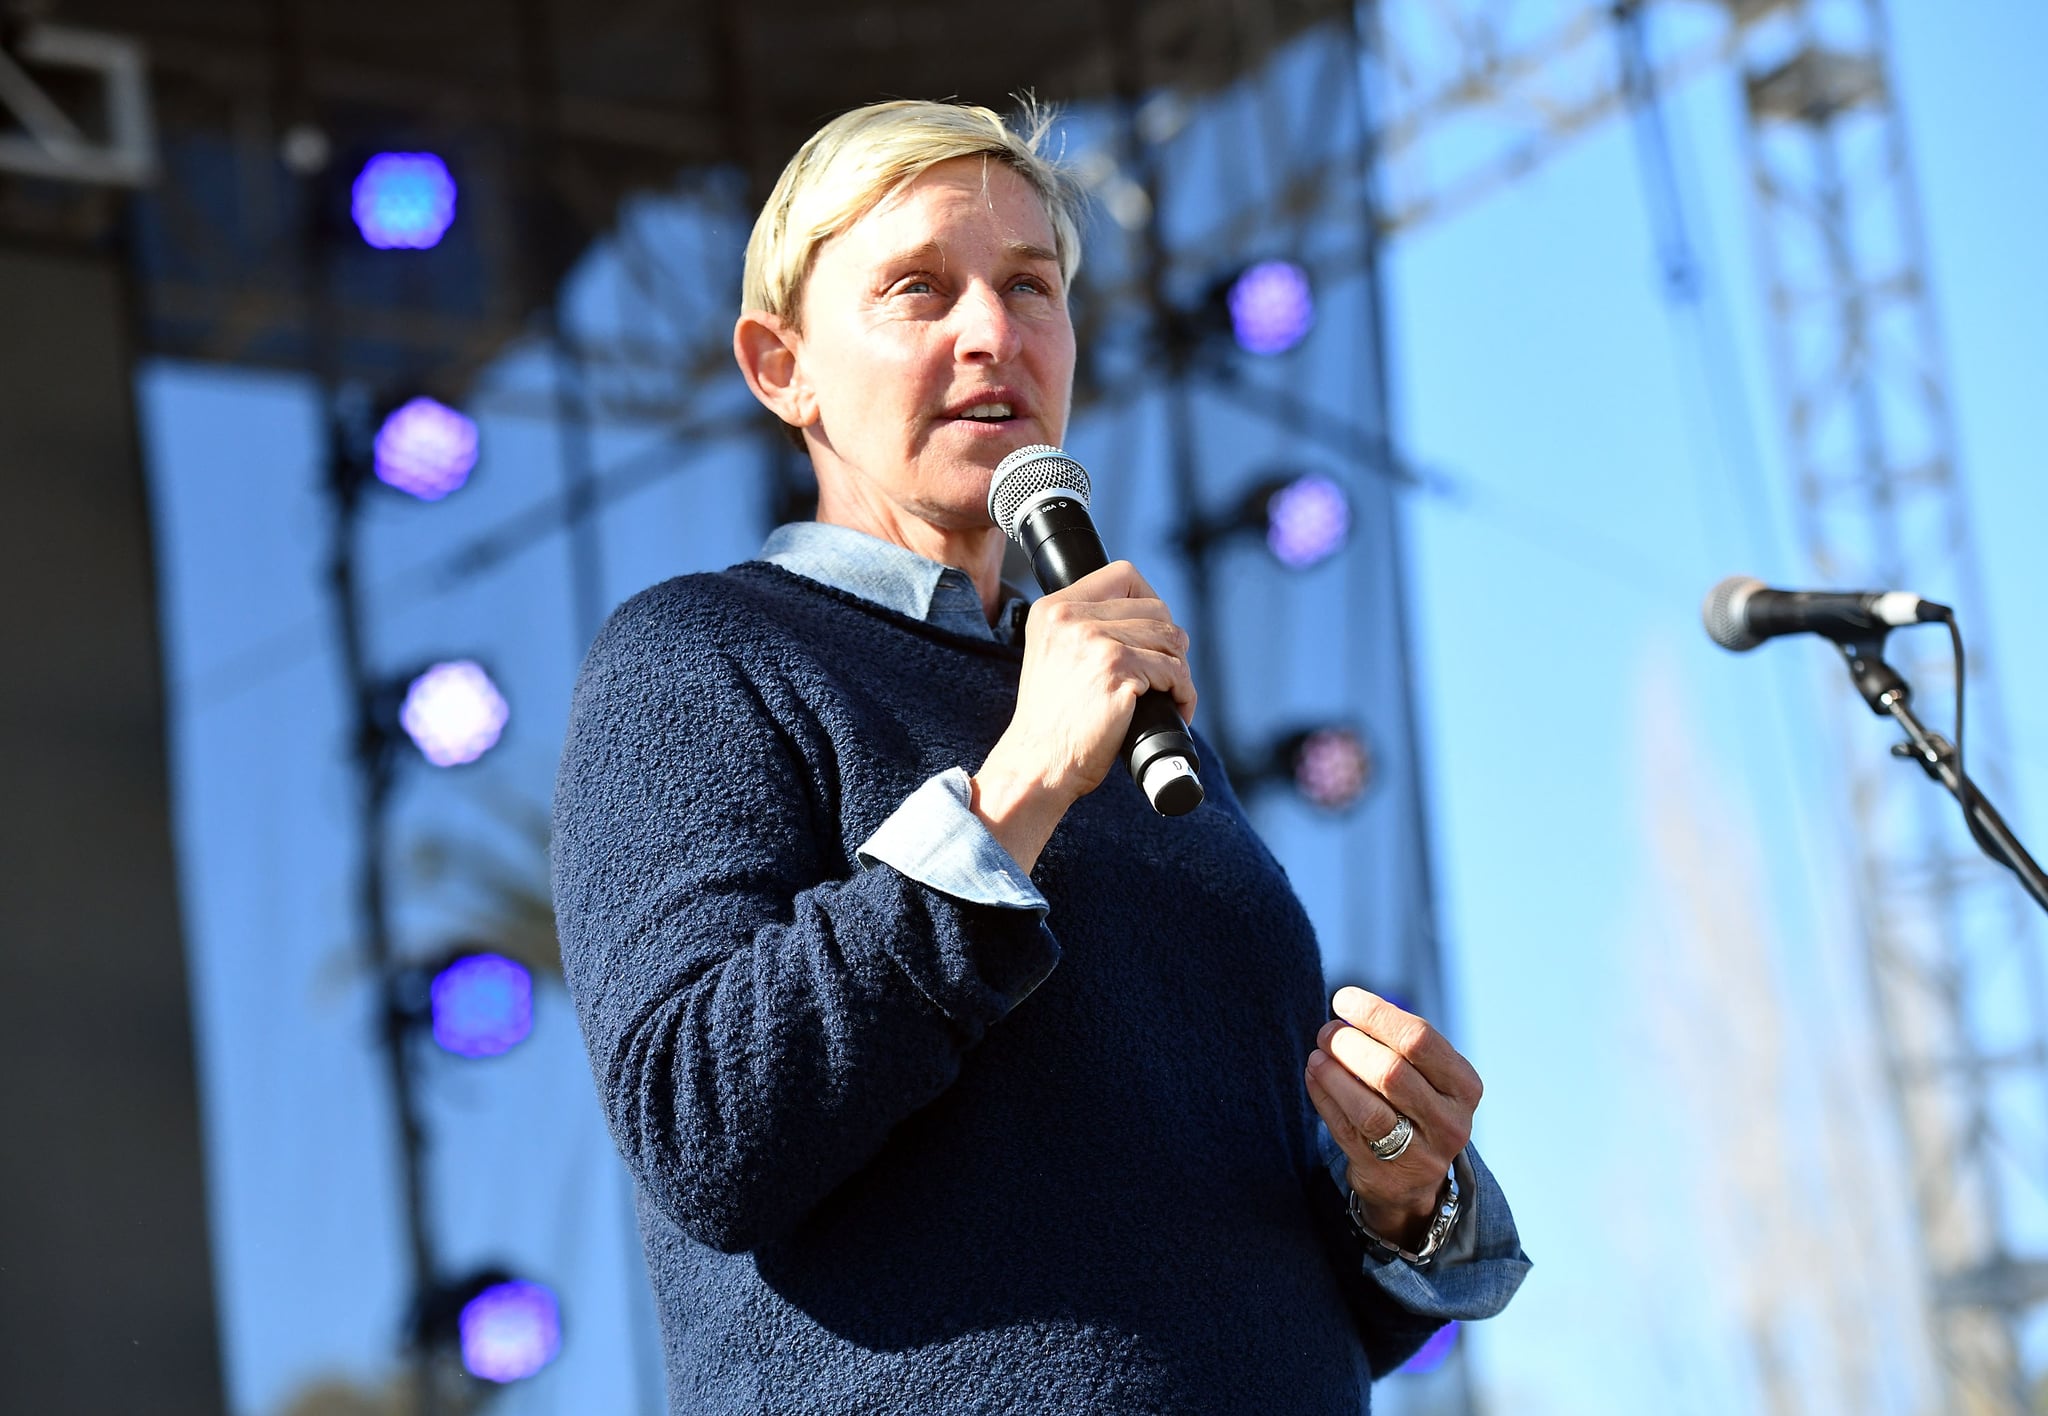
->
[813,483,1010,623]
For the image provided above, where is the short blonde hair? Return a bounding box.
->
[741,99,1084,329]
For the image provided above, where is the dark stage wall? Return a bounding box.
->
[0,244,225,1413]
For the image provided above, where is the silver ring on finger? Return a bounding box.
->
[1368,1113,1414,1162]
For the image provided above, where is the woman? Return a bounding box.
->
[551,99,1528,1414]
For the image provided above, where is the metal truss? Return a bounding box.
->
[0,23,155,187]
[1362,0,2048,1409]
[1368,0,1731,234]
[1732,2,2048,1409]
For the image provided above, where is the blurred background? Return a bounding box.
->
[4,0,2045,1412]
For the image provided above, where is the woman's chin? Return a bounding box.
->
[907,467,1012,534]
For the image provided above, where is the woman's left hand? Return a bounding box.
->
[1304,986,1485,1249]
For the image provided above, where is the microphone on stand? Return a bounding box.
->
[1701,572,2048,917]
[987,443,1205,817]
[1701,574,1952,652]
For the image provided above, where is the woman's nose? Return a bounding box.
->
[951,282,1022,364]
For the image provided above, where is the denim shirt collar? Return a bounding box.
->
[760,522,1031,645]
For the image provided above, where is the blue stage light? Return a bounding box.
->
[459,1278,561,1383]
[430,953,533,1058]
[1290,727,1372,811]
[373,396,478,501]
[1264,473,1350,568]
[398,660,508,767]
[351,152,458,250]
[1226,260,1314,355]
[1400,1320,1458,1374]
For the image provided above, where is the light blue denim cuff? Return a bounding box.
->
[1320,1123,1531,1321]
[855,768,1050,918]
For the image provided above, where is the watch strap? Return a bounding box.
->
[1346,1158,1462,1268]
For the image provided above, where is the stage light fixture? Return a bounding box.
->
[398,660,509,767]
[373,396,478,501]
[1284,726,1373,812]
[1225,259,1315,355]
[1184,469,1350,571]
[459,1278,562,1382]
[1263,473,1351,569]
[429,952,533,1058]
[352,152,458,250]
[414,1269,563,1384]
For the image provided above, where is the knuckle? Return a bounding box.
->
[1363,1099,1398,1139]
[1312,1091,1354,1144]
[1378,1054,1414,1098]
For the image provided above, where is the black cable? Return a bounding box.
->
[1944,613,1999,861]
[1937,613,2009,865]
[1948,613,1966,777]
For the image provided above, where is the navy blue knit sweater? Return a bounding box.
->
[551,562,1446,1413]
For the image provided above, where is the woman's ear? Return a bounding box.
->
[733,311,814,431]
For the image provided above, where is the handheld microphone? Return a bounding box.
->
[1702,575,1953,652]
[988,444,1205,817]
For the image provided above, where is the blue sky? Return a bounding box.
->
[139,6,2048,1413]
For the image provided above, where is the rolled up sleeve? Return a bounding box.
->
[856,767,1049,918]
[1318,1122,1532,1322]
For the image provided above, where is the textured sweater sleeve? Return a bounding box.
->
[551,590,1062,1254]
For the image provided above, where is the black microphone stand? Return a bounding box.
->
[1837,637,2048,917]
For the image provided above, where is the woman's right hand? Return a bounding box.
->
[971,560,1196,873]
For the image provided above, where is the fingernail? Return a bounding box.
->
[1307,1049,1328,1071]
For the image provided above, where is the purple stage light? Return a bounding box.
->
[351,152,458,250]
[399,660,508,767]
[459,1279,561,1383]
[430,953,533,1058]
[1292,727,1372,811]
[1400,1320,1458,1375]
[1226,259,1315,355]
[373,397,478,501]
[1265,474,1350,569]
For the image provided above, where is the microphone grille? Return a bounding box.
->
[988,444,1091,541]
[1702,575,1765,651]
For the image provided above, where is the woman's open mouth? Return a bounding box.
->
[950,401,1017,426]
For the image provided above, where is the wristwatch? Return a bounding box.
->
[1346,1160,1461,1268]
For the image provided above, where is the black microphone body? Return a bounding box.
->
[989,446,1205,817]
[1703,575,1952,652]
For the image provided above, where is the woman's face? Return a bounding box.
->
[791,157,1077,532]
